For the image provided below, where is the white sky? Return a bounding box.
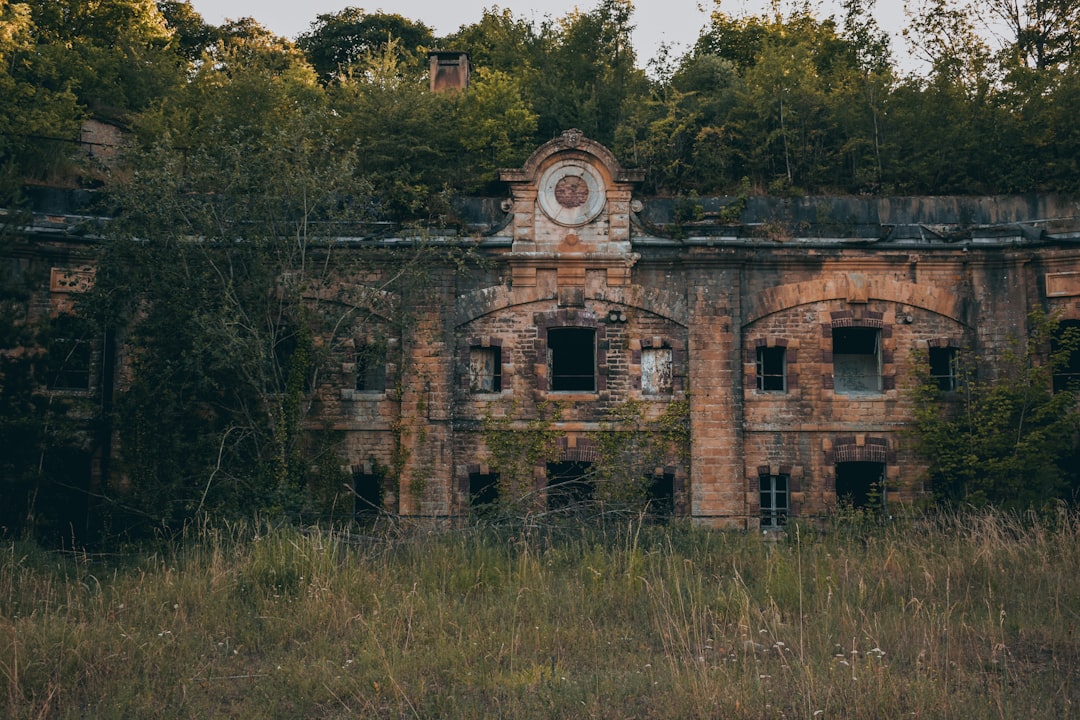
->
[186,0,916,70]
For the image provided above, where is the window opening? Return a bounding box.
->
[548,328,595,392]
[835,461,885,512]
[353,472,383,518]
[642,347,674,395]
[646,472,675,519]
[1052,320,1080,392]
[928,347,959,392]
[469,472,499,508]
[469,347,502,393]
[833,327,881,393]
[355,345,386,393]
[546,461,594,511]
[756,346,786,392]
[759,474,789,528]
[48,337,91,390]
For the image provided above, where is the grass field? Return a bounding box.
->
[2,510,1078,718]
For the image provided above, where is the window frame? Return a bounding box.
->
[755,346,787,392]
[759,473,789,529]
[928,346,959,392]
[547,327,596,393]
[469,345,502,394]
[832,326,882,394]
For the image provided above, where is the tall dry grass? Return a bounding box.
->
[2,510,1078,718]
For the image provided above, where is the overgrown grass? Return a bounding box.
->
[2,510,1078,718]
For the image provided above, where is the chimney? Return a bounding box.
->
[428,51,470,93]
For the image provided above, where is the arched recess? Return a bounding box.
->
[744,277,966,329]
[455,283,689,329]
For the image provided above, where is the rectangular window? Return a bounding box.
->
[469,347,502,393]
[759,474,789,529]
[833,327,881,393]
[756,346,786,392]
[1052,321,1080,392]
[48,337,91,390]
[469,472,499,508]
[928,347,958,392]
[355,345,386,393]
[548,327,595,392]
[642,347,673,395]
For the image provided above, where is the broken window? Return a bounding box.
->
[835,461,885,513]
[353,471,383,518]
[1052,320,1080,392]
[546,461,594,511]
[928,346,959,392]
[759,474,789,529]
[469,472,499,508]
[469,346,502,393]
[832,327,881,393]
[756,346,786,392]
[355,345,386,393]
[548,328,595,392]
[642,347,673,395]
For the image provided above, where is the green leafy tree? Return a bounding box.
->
[909,311,1080,510]
[297,7,434,84]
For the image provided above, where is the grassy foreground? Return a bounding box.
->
[2,512,1079,719]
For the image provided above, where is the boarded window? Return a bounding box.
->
[469,347,502,393]
[642,347,673,395]
[756,346,786,392]
[759,474,789,529]
[833,327,881,393]
[548,328,595,392]
[928,347,959,391]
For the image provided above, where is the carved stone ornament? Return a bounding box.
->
[561,128,584,147]
[537,160,606,227]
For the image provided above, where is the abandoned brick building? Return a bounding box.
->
[12,129,1080,528]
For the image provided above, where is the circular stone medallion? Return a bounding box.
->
[537,161,606,227]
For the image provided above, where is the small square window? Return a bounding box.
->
[548,327,595,392]
[928,347,958,392]
[642,347,673,395]
[756,346,786,392]
[469,346,502,393]
[760,474,789,529]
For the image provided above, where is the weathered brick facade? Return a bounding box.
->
[14,132,1080,527]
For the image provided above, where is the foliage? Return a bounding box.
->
[297,7,435,84]
[909,311,1080,510]
[3,511,1080,717]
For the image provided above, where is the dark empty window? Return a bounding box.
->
[759,474,789,529]
[646,472,675,518]
[1052,321,1080,392]
[642,347,673,395]
[548,328,595,392]
[355,345,386,393]
[547,461,594,511]
[353,472,383,518]
[833,327,881,393]
[469,472,499,508]
[835,461,885,512]
[48,337,91,390]
[928,347,958,391]
[756,346,786,392]
[469,347,502,393]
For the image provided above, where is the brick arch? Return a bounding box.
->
[454,283,689,329]
[556,435,600,463]
[824,436,892,465]
[302,283,398,322]
[744,277,966,328]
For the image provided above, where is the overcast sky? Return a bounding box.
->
[186,0,916,70]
